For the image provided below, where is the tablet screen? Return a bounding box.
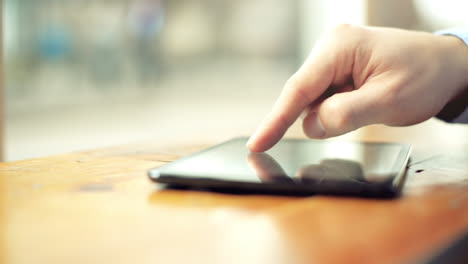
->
[149,138,411,197]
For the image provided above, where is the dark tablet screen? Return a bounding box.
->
[148,138,411,197]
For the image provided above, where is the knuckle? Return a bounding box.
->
[321,24,364,51]
[322,98,355,130]
[285,74,302,90]
[380,83,404,111]
[331,23,356,35]
[295,86,313,103]
[336,110,354,130]
[326,24,367,45]
[275,112,292,133]
[285,75,313,102]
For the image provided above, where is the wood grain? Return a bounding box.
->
[1,120,467,264]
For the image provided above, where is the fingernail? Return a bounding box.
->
[246,136,254,148]
[246,129,259,149]
[305,113,326,138]
[247,119,267,150]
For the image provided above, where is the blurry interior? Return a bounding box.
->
[5,0,468,161]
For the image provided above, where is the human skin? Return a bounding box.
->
[247,25,468,152]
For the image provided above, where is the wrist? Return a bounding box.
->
[435,35,468,122]
[441,35,468,98]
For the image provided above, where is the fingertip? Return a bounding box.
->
[248,107,294,152]
[246,129,276,152]
[249,137,280,153]
[246,137,266,152]
[247,122,269,152]
[246,137,259,152]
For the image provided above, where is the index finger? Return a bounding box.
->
[247,55,335,152]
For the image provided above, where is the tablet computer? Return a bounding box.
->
[148,138,411,198]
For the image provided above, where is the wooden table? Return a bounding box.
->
[1,120,467,264]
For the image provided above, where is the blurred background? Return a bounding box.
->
[4,0,468,161]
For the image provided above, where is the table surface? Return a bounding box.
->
[1,121,468,264]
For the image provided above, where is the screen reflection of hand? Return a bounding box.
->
[248,153,367,185]
[247,153,295,183]
[297,159,366,184]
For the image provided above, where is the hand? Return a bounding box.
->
[247,25,468,152]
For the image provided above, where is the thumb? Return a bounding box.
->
[302,83,384,138]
